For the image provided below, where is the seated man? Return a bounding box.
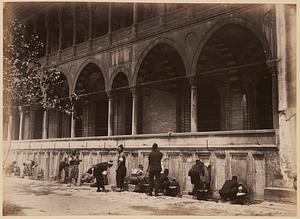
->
[128,164,146,185]
[163,177,181,197]
[23,160,38,177]
[5,161,17,176]
[86,161,114,192]
[81,170,95,184]
[219,176,247,204]
[159,169,170,193]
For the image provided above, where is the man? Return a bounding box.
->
[68,152,82,187]
[219,176,241,201]
[86,161,114,192]
[188,159,205,195]
[128,164,146,185]
[58,157,69,183]
[116,145,127,192]
[159,169,170,193]
[147,143,163,196]
[5,161,17,176]
[164,178,181,197]
[23,160,38,177]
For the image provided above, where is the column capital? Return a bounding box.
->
[106,90,113,99]
[189,76,198,87]
[130,87,139,98]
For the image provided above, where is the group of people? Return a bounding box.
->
[57,151,83,186]
[5,142,248,203]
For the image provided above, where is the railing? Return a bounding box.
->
[61,47,73,61]
[48,52,59,65]
[92,35,108,50]
[10,129,277,151]
[76,41,89,56]
[43,4,259,66]
[112,26,132,43]
[137,17,160,34]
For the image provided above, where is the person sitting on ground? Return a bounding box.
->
[86,161,114,192]
[188,159,205,195]
[81,169,95,184]
[5,161,17,176]
[163,177,181,197]
[219,176,247,202]
[159,169,170,193]
[14,166,21,176]
[23,160,38,177]
[128,164,146,185]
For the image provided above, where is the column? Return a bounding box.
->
[107,91,114,136]
[42,110,49,139]
[18,106,24,140]
[159,3,167,26]
[131,88,138,135]
[6,113,13,141]
[132,3,138,36]
[88,2,93,51]
[190,77,198,132]
[108,2,112,43]
[72,5,76,56]
[269,64,279,129]
[45,9,50,64]
[70,112,76,138]
[58,6,63,60]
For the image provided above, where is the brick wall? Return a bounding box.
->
[141,88,177,134]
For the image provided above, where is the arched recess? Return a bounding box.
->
[74,63,107,137]
[136,43,189,134]
[72,57,108,94]
[195,23,273,131]
[48,72,70,138]
[132,37,188,87]
[111,72,132,135]
[191,17,273,76]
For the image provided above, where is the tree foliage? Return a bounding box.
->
[3,20,76,115]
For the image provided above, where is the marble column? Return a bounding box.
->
[42,110,49,139]
[88,3,93,51]
[107,91,114,136]
[132,3,138,36]
[72,5,77,56]
[131,88,138,135]
[190,77,198,132]
[58,6,63,60]
[18,106,24,140]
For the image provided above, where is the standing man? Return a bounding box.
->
[188,159,205,195]
[57,156,69,183]
[147,143,163,196]
[67,151,82,187]
[116,145,127,192]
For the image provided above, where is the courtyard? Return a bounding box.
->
[2,176,297,216]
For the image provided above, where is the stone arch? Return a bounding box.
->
[72,57,107,94]
[109,66,131,90]
[190,17,272,77]
[56,66,72,96]
[132,37,188,87]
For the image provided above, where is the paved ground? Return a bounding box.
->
[2,177,297,216]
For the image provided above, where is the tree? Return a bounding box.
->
[3,19,75,117]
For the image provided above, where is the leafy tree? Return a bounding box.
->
[3,20,76,116]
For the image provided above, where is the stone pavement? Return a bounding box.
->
[2,177,297,216]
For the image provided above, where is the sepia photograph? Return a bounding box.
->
[1,0,298,216]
